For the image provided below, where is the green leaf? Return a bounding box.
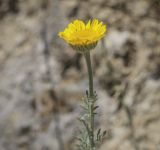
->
[102,130,107,137]
[93,106,99,110]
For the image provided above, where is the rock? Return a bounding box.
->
[104,30,130,55]
[0,0,160,150]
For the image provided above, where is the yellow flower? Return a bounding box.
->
[58,19,106,52]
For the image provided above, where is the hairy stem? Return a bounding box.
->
[84,52,95,149]
[84,52,94,97]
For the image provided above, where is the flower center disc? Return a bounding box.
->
[75,30,95,39]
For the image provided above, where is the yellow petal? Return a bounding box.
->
[58,19,106,47]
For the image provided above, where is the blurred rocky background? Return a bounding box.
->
[0,0,160,150]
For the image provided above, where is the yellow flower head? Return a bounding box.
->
[58,19,106,52]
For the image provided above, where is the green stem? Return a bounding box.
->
[84,52,95,149]
[84,52,94,97]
